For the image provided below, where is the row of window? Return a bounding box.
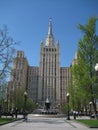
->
[44,48,56,52]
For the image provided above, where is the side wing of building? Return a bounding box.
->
[27,66,39,102]
[60,67,71,105]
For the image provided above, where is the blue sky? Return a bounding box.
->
[0,0,98,67]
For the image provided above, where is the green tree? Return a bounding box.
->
[13,87,35,112]
[70,16,98,114]
[26,98,35,112]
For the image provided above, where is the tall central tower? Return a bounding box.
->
[38,19,60,106]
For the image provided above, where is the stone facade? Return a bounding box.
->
[60,67,71,105]
[28,66,39,102]
[8,19,71,107]
[8,51,28,91]
[38,19,60,106]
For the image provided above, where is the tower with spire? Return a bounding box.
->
[46,18,54,47]
[8,19,71,109]
[38,19,60,106]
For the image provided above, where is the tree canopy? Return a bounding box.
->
[69,16,98,113]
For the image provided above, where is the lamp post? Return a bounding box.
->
[66,93,70,120]
[95,63,98,74]
[4,99,7,112]
[24,91,28,120]
[89,101,92,116]
[24,91,27,108]
[94,63,98,113]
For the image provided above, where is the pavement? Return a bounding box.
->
[0,114,97,130]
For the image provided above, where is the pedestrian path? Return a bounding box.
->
[0,114,97,130]
[69,115,90,120]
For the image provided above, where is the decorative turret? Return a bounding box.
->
[46,18,54,47]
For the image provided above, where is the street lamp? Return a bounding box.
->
[4,99,7,112]
[95,63,98,73]
[94,63,98,113]
[89,101,92,116]
[24,91,28,108]
[24,91,28,120]
[66,92,70,120]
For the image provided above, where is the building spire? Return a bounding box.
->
[46,18,54,47]
[48,18,53,36]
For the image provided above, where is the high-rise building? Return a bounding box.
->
[8,51,28,91]
[38,19,60,106]
[8,19,71,108]
[8,51,28,108]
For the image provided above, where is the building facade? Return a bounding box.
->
[8,19,71,108]
[8,51,28,91]
[38,19,60,106]
[8,51,28,108]
[60,67,71,105]
[28,66,39,102]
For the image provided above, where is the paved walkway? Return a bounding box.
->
[0,114,97,130]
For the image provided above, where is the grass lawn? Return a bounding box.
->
[77,119,98,128]
[0,118,16,125]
